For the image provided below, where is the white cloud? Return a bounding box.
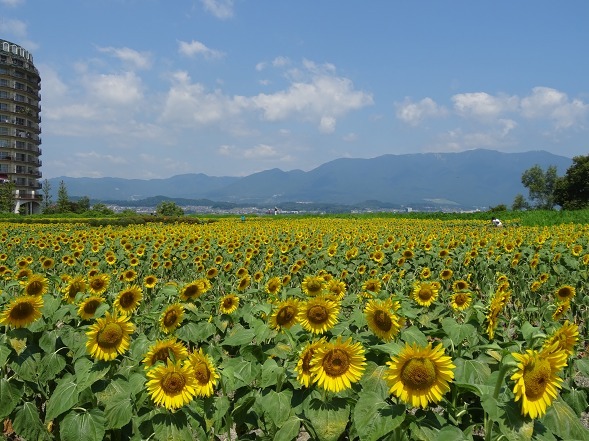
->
[97,46,152,70]
[84,72,144,106]
[178,40,224,59]
[452,92,518,119]
[343,132,358,142]
[0,18,27,37]
[395,97,447,125]
[201,0,234,19]
[75,151,128,165]
[243,144,279,158]
[319,116,336,133]
[0,0,24,7]
[161,63,372,132]
[520,87,588,129]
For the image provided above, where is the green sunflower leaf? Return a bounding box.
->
[44,374,80,422]
[12,401,49,441]
[258,389,293,427]
[305,394,350,441]
[542,397,589,440]
[0,378,24,419]
[274,416,301,441]
[352,391,404,441]
[60,408,106,441]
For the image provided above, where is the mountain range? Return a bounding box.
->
[47,149,573,210]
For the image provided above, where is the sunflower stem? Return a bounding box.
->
[485,356,512,441]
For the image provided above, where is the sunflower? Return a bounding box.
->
[298,297,340,335]
[295,338,326,387]
[265,276,282,295]
[440,269,453,281]
[511,344,568,419]
[0,295,44,328]
[552,300,570,321]
[542,320,579,356]
[86,312,134,361]
[77,295,105,320]
[325,279,347,301]
[187,348,220,397]
[450,292,472,311]
[143,337,188,369]
[362,278,382,293]
[236,275,251,292]
[385,342,455,409]
[310,336,366,393]
[15,268,32,280]
[420,267,432,279]
[121,269,138,283]
[88,273,110,296]
[206,267,218,279]
[364,299,401,342]
[179,279,211,301]
[302,275,325,296]
[269,298,300,331]
[452,279,469,291]
[219,294,239,314]
[144,275,158,289]
[20,274,48,297]
[114,285,143,315]
[41,257,55,270]
[146,359,198,410]
[411,281,439,307]
[160,303,185,334]
[554,285,575,303]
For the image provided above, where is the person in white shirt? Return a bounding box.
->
[491,217,503,227]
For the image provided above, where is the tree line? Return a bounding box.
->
[514,154,589,211]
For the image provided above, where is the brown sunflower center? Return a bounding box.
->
[276,305,296,325]
[557,288,573,300]
[10,301,34,319]
[69,282,85,298]
[523,359,551,400]
[97,323,123,348]
[83,299,101,315]
[152,348,171,364]
[454,294,468,306]
[161,372,186,395]
[26,280,44,296]
[194,363,211,384]
[418,288,434,301]
[163,310,179,327]
[90,279,106,291]
[222,298,234,308]
[322,348,350,377]
[306,281,322,293]
[302,349,315,373]
[184,285,199,298]
[119,292,136,308]
[307,305,328,324]
[373,310,392,331]
[400,357,437,390]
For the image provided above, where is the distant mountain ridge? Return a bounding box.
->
[48,149,573,209]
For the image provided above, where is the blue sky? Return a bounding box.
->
[1,0,588,179]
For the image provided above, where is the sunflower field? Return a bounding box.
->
[0,217,588,441]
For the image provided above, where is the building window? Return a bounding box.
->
[0,115,10,123]
[0,128,8,135]
[0,79,8,86]
[0,139,9,148]
[14,94,25,102]
[0,103,7,111]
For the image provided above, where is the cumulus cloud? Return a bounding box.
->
[243,144,279,158]
[395,97,447,125]
[84,72,144,106]
[520,87,588,129]
[201,0,234,19]
[452,92,518,119]
[97,46,152,70]
[178,40,224,59]
[161,62,373,132]
[0,0,25,7]
[0,18,27,37]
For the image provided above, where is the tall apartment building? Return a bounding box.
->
[0,39,42,214]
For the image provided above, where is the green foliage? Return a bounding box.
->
[511,194,530,211]
[554,154,589,210]
[521,164,559,209]
[0,181,15,213]
[156,200,184,216]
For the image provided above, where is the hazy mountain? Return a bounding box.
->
[47,149,573,209]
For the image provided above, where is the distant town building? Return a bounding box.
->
[0,39,42,214]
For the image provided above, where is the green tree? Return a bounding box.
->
[0,181,15,213]
[521,164,558,209]
[553,154,589,210]
[156,201,184,216]
[511,194,530,211]
[57,180,71,213]
[41,178,53,211]
[74,196,90,213]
